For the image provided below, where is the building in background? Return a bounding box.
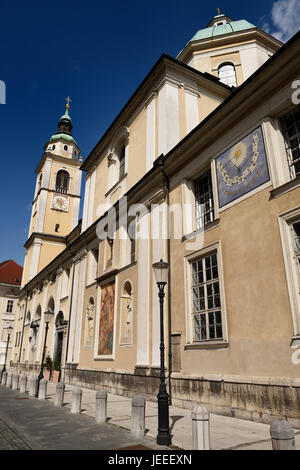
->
[10,13,300,425]
[0,260,23,367]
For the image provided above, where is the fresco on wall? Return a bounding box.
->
[216,126,270,208]
[98,283,115,356]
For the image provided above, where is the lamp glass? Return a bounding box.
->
[7,325,13,334]
[152,259,169,284]
[44,311,54,323]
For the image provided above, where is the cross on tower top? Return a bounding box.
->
[65,96,72,110]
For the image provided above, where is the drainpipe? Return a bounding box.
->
[18,290,29,365]
[155,155,172,405]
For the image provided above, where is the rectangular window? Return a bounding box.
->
[194,170,215,230]
[281,106,300,180]
[191,252,223,342]
[6,300,13,313]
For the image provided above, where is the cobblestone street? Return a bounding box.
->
[0,417,31,450]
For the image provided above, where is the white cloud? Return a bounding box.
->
[270,0,300,42]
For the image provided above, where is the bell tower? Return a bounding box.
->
[22,99,82,286]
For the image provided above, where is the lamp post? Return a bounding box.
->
[36,310,53,397]
[1,323,13,380]
[152,259,171,446]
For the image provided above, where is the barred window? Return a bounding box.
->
[191,252,223,342]
[6,300,13,313]
[56,170,70,193]
[194,171,215,229]
[281,106,300,180]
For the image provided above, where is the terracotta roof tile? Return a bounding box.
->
[0,260,23,286]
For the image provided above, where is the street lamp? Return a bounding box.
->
[1,323,13,381]
[152,259,171,446]
[36,310,53,397]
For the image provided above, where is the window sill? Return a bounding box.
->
[85,281,97,289]
[184,341,229,351]
[290,335,300,348]
[270,176,300,200]
[105,173,127,198]
[119,261,137,273]
[182,219,220,243]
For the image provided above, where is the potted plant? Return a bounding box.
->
[44,355,52,381]
[52,356,61,383]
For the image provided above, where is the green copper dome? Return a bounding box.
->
[50,133,78,145]
[49,102,76,143]
[190,19,256,42]
[60,108,72,123]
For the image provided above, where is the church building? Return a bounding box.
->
[11,13,300,425]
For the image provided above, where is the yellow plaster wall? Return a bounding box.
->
[169,182,300,378]
[38,243,65,273]
[127,107,147,190]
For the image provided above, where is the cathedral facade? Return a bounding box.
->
[11,14,300,425]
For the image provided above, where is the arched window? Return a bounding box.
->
[35,305,41,321]
[108,126,129,190]
[218,63,237,87]
[47,297,55,314]
[119,146,126,180]
[56,170,70,194]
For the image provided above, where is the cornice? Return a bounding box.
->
[35,151,82,175]
[24,232,67,249]
[177,28,282,64]
[73,249,88,264]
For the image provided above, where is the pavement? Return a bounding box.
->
[0,380,300,451]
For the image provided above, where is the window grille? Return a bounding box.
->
[191,253,223,341]
[195,171,215,229]
[281,106,300,180]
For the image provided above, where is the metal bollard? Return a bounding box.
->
[1,371,7,386]
[55,382,65,407]
[28,376,38,397]
[38,378,47,400]
[19,374,27,393]
[270,420,296,450]
[71,388,82,414]
[192,404,210,450]
[131,395,145,436]
[6,371,12,388]
[96,390,107,424]
[12,373,19,390]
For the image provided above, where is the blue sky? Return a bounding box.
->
[0,0,299,265]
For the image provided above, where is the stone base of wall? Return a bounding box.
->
[10,362,40,375]
[62,365,300,428]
